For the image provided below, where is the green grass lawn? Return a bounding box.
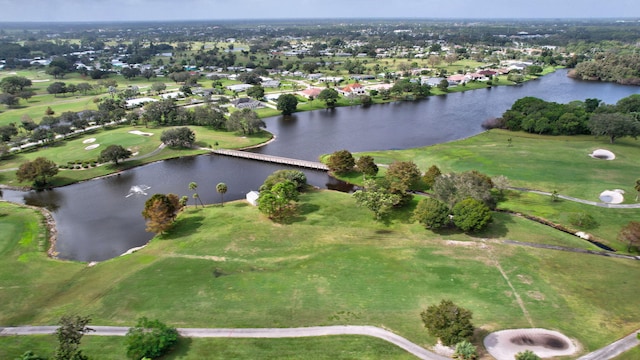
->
[349,129,640,250]
[0,125,272,187]
[0,334,416,360]
[0,191,638,359]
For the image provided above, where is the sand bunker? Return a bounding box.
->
[82,138,96,144]
[599,189,624,204]
[129,130,154,136]
[589,149,615,160]
[484,328,577,360]
[84,144,100,150]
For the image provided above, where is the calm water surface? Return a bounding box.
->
[2,70,638,261]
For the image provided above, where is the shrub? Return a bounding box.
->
[515,350,541,360]
[453,340,477,360]
[452,198,492,233]
[568,212,597,229]
[413,198,450,230]
[125,317,179,360]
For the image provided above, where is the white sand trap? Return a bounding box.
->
[84,144,100,150]
[129,130,154,136]
[599,189,624,204]
[589,149,615,160]
[82,138,96,144]
[31,79,50,83]
[484,328,577,360]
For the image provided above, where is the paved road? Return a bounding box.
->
[0,325,449,360]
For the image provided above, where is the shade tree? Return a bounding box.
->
[98,144,132,165]
[618,221,640,252]
[261,169,307,191]
[385,160,421,194]
[355,155,379,179]
[161,127,196,148]
[588,112,640,143]
[352,179,401,220]
[420,299,474,346]
[227,108,266,135]
[317,88,340,108]
[326,149,355,174]
[258,180,299,222]
[433,171,495,209]
[422,165,442,189]
[53,314,93,360]
[16,157,59,187]
[141,193,183,234]
[276,93,299,115]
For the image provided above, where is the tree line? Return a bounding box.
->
[483,94,640,142]
[571,53,640,85]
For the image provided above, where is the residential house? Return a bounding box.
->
[299,87,323,99]
[447,74,467,85]
[231,97,263,110]
[339,83,367,97]
[226,84,253,92]
[262,80,281,88]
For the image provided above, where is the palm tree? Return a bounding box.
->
[189,182,204,207]
[216,182,228,206]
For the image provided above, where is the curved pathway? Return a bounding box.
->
[0,325,448,360]
[510,187,640,209]
[578,329,640,360]
[2,325,638,360]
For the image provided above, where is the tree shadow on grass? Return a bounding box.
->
[163,337,193,359]
[279,203,321,224]
[162,215,205,240]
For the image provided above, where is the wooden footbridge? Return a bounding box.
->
[211,149,329,171]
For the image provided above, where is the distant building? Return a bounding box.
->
[226,84,253,92]
[339,83,366,96]
[125,97,158,109]
[299,87,323,99]
[231,97,264,110]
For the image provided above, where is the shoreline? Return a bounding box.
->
[0,200,59,259]
[0,69,557,190]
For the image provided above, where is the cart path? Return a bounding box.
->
[0,325,449,360]
[510,187,640,208]
[2,325,638,359]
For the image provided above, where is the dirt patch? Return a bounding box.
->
[444,240,488,249]
[517,274,533,285]
[527,291,545,301]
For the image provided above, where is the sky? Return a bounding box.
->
[0,0,638,22]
